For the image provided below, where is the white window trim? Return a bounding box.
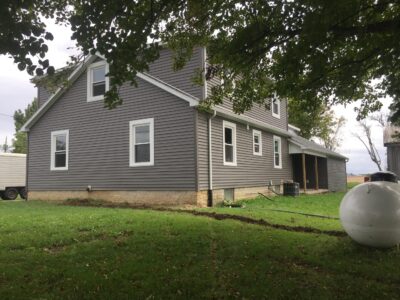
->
[253,129,262,156]
[50,129,69,171]
[129,118,154,167]
[87,60,109,102]
[272,96,281,119]
[223,120,237,166]
[273,135,282,169]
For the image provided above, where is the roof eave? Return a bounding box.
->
[21,55,98,132]
[213,106,292,137]
[288,139,347,160]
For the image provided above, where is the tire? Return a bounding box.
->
[19,187,27,200]
[3,188,18,200]
[0,191,4,200]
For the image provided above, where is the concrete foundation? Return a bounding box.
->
[28,185,278,207]
[209,185,277,206]
[28,190,199,206]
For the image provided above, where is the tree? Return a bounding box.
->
[319,115,346,151]
[2,1,400,118]
[288,100,345,150]
[0,1,67,76]
[353,121,382,171]
[370,112,389,127]
[2,137,9,153]
[12,99,38,153]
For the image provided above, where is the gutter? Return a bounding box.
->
[288,139,348,160]
[213,106,292,137]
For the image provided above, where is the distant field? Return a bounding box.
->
[347,175,365,183]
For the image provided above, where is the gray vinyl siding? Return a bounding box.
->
[28,69,196,191]
[148,47,203,99]
[327,157,347,192]
[387,145,400,177]
[37,85,52,107]
[197,112,292,190]
[206,74,288,130]
[197,112,210,190]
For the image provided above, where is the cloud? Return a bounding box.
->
[0,19,75,146]
[332,99,391,174]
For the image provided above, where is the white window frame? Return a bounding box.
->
[253,129,262,156]
[273,135,282,169]
[129,118,154,167]
[272,96,281,119]
[50,129,69,171]
[223,120,237,166]
[87,60,109,102]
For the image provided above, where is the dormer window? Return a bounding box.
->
[87,61,109,102]
[272,96,281,119]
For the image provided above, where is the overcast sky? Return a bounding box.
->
[0,20,391,175]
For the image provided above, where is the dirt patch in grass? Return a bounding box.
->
[162,209,346,237]
[62,199,346,237]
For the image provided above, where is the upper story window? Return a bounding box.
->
[273,135,282,169]
[51,130,69,171]
[272,95,281,119]
[129,118,154,167]
[223,121,237,166]
[87,61,109,102]
[253,129,262,156]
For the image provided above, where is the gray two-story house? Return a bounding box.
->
[21,47,347,206]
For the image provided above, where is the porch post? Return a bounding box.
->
[315,156,319,190]
[302,152,307,193]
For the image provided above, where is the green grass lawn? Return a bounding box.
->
[203,192,344,232]
[1,193,399,299]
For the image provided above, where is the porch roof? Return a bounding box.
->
[289,135,347,160]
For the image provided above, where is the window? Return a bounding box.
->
[51,130,69,170]
[253,129,262,156]
[272,96,281,119]
[87,61,109,102]
[273,136,282,169]
[129,118,154,167]
[223,121,237,166]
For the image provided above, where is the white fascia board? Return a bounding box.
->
[21,55,98,132]
[288,124,301,132]
[288,139,345,159]
[21,54,200,132]
[214,106,292,137]
[136,72,199,107]
[97,52,199,106]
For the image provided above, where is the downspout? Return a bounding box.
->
[208,109,217,206]
[25,132,29,201]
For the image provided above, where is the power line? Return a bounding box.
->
[0,112,13,118]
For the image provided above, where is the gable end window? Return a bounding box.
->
[253,129,262,156]
[272,97,281,119]
[273,135,282,169]
[51,130,69,171]
[130,118,154,167]
[87,61,109,102]
[223,121,237,166]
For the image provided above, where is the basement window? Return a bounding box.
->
[87,60,109,102]
[253,129,262,156]
[130,118,154,167]
[273,135,282,169]
[223,121,237,166]
[51,130,69,171]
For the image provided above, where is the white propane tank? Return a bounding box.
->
[340,181,400,248]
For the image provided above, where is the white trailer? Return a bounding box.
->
[0,153,27,200]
